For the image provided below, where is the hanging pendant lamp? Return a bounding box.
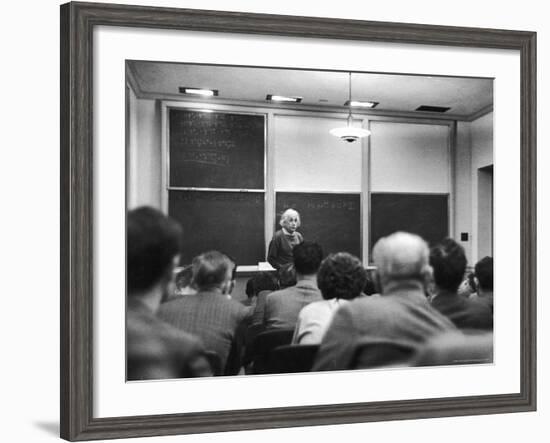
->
[330,72,371,143]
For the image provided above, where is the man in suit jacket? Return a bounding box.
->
[263,242,324,331]
[126,207,212,380]
[158,251,251,374]
[313,232,456,371]
[470,256,494,312]
[429,238,493,331]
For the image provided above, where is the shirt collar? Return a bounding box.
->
[296,279,319,289]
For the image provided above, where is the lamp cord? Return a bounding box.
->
[347,72,352,126]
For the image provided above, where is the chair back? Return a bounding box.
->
[203,350,223,376]
[249,328,294,374]
[266,344,319,374]
[349,338,417,369]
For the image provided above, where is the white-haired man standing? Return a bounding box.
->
[267,208,303,270]
[313,232,456,371]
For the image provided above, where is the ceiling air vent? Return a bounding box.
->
[415,105,451,113]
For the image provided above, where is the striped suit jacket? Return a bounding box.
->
[157,291,251,370]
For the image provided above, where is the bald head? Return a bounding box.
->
[372,232,431,289]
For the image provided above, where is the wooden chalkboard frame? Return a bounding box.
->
[61,2,536,441]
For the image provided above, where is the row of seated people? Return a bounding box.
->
[127,206,493,380]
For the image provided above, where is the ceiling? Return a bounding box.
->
[127,60,493,121]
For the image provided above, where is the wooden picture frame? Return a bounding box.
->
[60,1,536,440]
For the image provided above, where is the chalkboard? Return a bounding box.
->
[275,192,361,258]
[169,190,265,265]
[370,193,449,249]
[169,109,265,189]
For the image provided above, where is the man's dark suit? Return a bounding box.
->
[263,280,323,330]
[157,291,250,372]
[126,298,211,380]
[431,290,493,331]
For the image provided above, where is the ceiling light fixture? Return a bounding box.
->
[179,87,219,97]
[345,100,379,109]
[266,94,302,103]
[330,73,371,143]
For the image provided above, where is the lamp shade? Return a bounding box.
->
[329,126,371,138]
[331,72,371,143]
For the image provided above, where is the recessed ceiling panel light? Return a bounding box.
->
[179,87,219,97]
[266,94,302,103]
[415,105,451,113]
[345,100,379,109]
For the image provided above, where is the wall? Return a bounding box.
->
[455,121,473,262]
[4,2,546,443]
[273,114,363,192]
[471,112,494,169]
[137,102,454,263]
[370,121,450,193]
[470,112,494,262]
[127,96,162,210]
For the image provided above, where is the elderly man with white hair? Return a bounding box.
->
[267,208,303,270]
[313,232,456,371]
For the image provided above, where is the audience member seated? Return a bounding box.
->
[157,250,251,374]
[349,337,417,369]
[413,330,493,366]
[277,262,297,289]
[263,242,324,331]
[470,256,493,312]
[457,271,477,298]
[242,277,256,307]
[249,272,280,327]
[164,265,196,303]
[243,272,280,360]
[126,207,212,380]
[313,232,456,371]
[364,269,379,296]
[292,252,366,345]
[429,238,493,331]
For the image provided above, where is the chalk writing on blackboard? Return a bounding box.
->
[169,109,265,189]
[304,200,356,211]
[180,151,230,167]
[173,191,264,204]
[276,192,361,258]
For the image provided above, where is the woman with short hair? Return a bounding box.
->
[292,252,366,345]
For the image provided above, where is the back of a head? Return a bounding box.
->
[175,265,194,291]
[253,272,279,294]
[192,251,233,292]
[317,252,367,300]
[293,241,323,275]
[372,232,430,289]
[278,263,297,288]
[429,238,467,292]
[245,278,255,299]
[475,256,493,291]
[127,206,182,294]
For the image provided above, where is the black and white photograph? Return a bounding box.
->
[125,61,495,380]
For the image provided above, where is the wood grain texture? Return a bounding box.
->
[60,2,537,440]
